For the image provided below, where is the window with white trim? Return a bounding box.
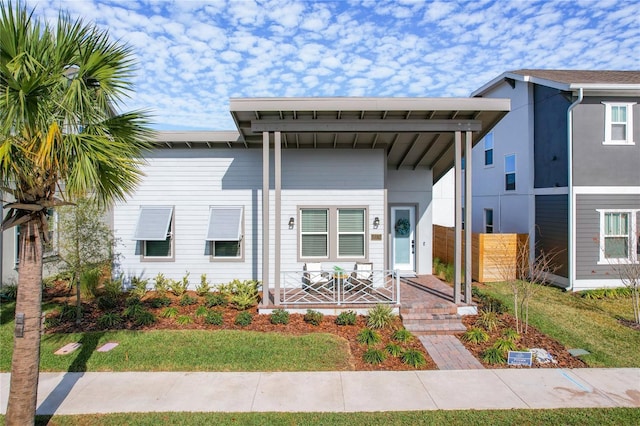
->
[505,154,516,191]
[338,209,365,257]
[299,207,367,260]
[485,209,494,234]
[484,133,494,166]
[300,209,329,258]
[602,102,636,145]
[598,210,639,263]
[206,207,243,260]
[133,206,174,259]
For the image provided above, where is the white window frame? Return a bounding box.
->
[597,209,639,264]
[337,208,366,259]
[206,206,244,261]
[485,208,494,234]
[504,154,516,191]
[298,206,368,261]
[484,133,494,167]
[299,208,330,260]
[602,102,636,145]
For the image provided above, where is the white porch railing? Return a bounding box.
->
[279,269,400,305]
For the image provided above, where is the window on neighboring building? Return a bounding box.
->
[485,209,494,234]
[206,207,243,260]
[299,207,367,260]
[133,206,174,259]
[14,226,20,265]
[300,209,329,258]
[603,102,636,145]
[484,133,494,166]
[505,154,516,191]
[598,210,639,263]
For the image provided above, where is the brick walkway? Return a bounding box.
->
[399,276,483,370]
[419,335,485,370]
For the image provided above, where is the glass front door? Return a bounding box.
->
[391,206,415,274]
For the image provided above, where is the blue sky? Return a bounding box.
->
[30,0,640,130]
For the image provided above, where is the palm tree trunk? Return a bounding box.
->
[6,220,44,426]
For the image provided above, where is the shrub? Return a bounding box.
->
[363,348,387,364]
[235,311,253,326]
[133,310,156,327]
[493,338,517,353]
[123,303,146,319]
[205,292,228,307]
[502,328,520,342]
[366,304,396,329]
[482,347,506,364]
[196,274,211,296]
[477,309,501,332]
[43,316,61,329]
[391,328,414,343]
[176,315,193,325]
[80,268,102,298]
[98,312,123,328]
[385,343,404,357]
[59,304,78,322]
[402,349,427,368]
[356,328,381,346]
[304,309,324,326]
[472,287,508,314]
[270,309,290,325]
[461,327,489,344]
[205,310,224,325]
[154,273,170,296]
[149,296,171,308]
[335,310,357,326]
[0,284,17,301]
[129,276,149,299]
[179,294,198,306]
[195,306,208,317]
[230,279,260,310]
[125,296,141,307]
[103,278,123,299]
[96,295,118,311]
[170,272,190,296]
[161,307,179,318]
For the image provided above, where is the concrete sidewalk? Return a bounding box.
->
[1,369,639,415]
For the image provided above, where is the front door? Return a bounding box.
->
[391,206,415,274]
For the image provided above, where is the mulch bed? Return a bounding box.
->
[42,282,590,370]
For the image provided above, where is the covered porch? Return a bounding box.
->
[229,97,510,310]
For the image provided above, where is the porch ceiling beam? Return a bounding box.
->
[352,133,359,148]
[413,133,441,170]
[371,133,380,149]
[397,134,421,170]
[250,119,481,133]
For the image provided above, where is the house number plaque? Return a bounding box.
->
[371,234,382,241]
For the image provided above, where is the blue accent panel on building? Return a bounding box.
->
[535,194,568,278]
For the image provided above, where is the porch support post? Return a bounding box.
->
[453,130,462,304]
[262,131,270,306]
[274,131,281,305]
[464,130,473,304]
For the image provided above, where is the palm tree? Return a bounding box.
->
[0,3,153,424]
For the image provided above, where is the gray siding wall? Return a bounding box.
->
[573,98,640,186]
[575,194,640,280]
[535,195,568,278]
[533,85,570,189]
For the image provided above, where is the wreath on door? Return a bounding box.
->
[395,218,411,236]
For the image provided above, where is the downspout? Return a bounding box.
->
[567,88,583,291]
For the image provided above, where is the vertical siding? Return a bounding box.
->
[534,195,568,278]
[113,148,386,287]
[575,194,640,280]
[533,85,569,189]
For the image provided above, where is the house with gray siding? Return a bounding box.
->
[470,70,640,291]
[108,97,509,308]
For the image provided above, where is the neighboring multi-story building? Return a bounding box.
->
[469,70,640,291]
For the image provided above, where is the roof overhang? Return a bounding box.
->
[229,97,510,182]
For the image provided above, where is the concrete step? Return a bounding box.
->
[404,322,467,334]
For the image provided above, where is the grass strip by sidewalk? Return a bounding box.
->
[0,329,351,372]
[479,282,640,368]
[0,408,633,426]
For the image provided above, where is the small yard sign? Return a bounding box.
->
[507,351,533,367]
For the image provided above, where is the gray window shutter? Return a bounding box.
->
[206,207,243,241]
[133,207,173,240]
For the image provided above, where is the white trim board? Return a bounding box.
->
[574,186,640,194]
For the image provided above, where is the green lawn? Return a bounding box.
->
[0,302,351,372]
[0,408,636,426]
[479,282,640,367]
